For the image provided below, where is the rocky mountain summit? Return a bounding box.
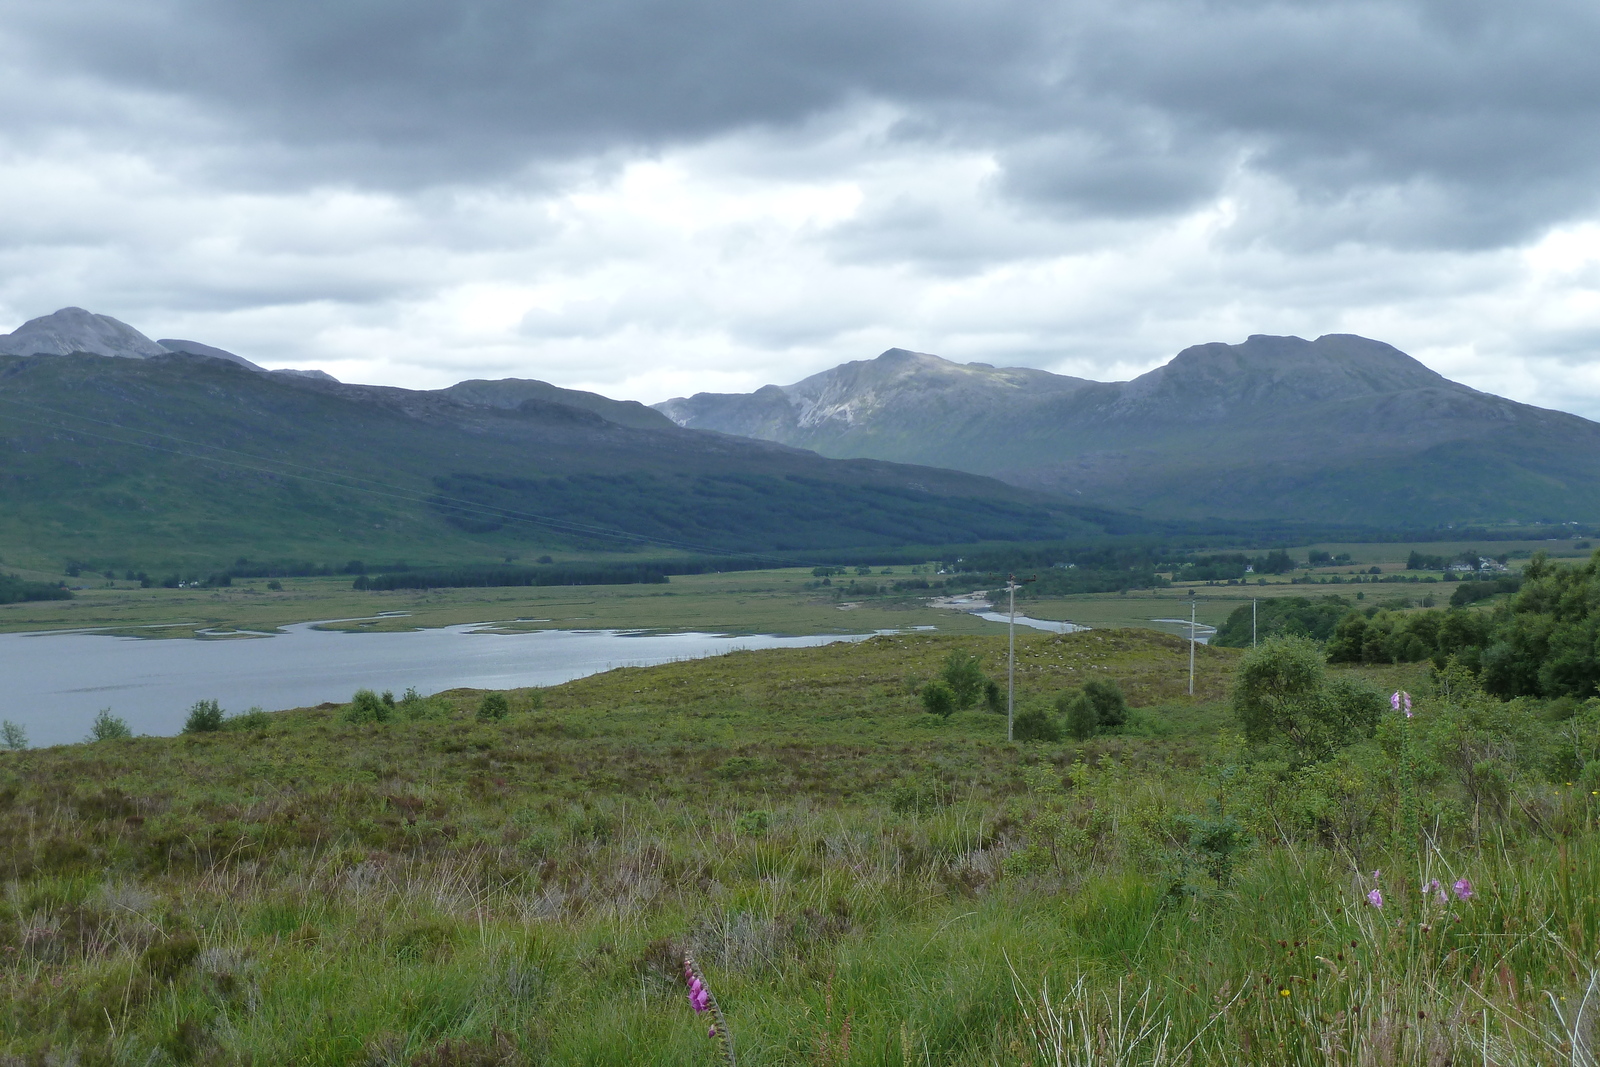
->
[0,308,336,380]
[657,334,1600,525]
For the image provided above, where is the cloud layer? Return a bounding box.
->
[2,0,1600,415]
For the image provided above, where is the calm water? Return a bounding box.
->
[0,621,873,747]
[973,611,1086,634]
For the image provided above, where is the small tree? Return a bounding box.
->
[1081,680,1127,729]
[920,681,956,717]
[88,709,132,742]
[342,688,392,724]
[0,720,27,751]
[183,698,225,733]
[1057,679,1128,740]
[940,651,988,709]
[1061,692,1099,740]
[477,692,510,722]
[1232,636,1382,764]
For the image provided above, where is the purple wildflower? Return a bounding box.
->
[682,953,736,1066]
[1453,877,1473,901]
[1426,879,1447,903]
[1366,870,1383,908]
[1390,690,1413,717]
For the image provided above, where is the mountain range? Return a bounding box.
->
[0,309,1117,571]
[656,335,1600,526]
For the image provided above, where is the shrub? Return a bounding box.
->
[0,720,26,751]
[1013,706,1062,743]
[87,709,131,742]
[1232,636,1382,764]
[1056,679,1128,739]
[920,680,956,717]
[940,650,989,709]
[398,687,447,722]
[1081,679,1127,728]
[224,706,272,731]
[984,679,1003,713]
[736,809,772,834]
[342,689,392,724]
[182,698,224,734]
[477,692,510,722]
[1061,692,1098,740]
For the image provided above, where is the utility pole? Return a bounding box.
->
[1188,599,1196,696]
[1252,598,1257,648]
[1007,573,1017,742]
[1004,574,1036,741]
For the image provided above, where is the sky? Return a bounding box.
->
[3,1,1600,417]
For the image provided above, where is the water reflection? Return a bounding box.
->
[2,621,872,747]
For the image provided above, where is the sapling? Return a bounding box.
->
[0,720,26,751]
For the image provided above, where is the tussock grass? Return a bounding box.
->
[0,629,1590,1063]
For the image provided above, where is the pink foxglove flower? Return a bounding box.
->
[1453,877,1473,901]
[682,953,736,1066]
[1391,691,1413,717]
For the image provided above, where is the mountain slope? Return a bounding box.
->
[0,347,1124,572]
[657,335,1600,525]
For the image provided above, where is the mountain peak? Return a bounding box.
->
[1130,332,1454,405]
[0,307,167,359]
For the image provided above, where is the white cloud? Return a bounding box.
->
[2,4,1600,422]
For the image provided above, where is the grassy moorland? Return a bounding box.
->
[2,625,1596,1065]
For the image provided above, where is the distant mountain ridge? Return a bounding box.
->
[656,335,1600,526]
[0,310,1136,570]
[0,307,675,425]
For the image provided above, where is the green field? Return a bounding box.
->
[0,563,1435,642]
[0,620,1595,1064]
[0,568,1007,639]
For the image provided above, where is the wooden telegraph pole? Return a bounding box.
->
[1006,574,1036,741]
[1188,598,1196,696]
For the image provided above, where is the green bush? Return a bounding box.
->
[342,688,392,724]
[1232,636,1382,764]
[224,706,272,731]
[1013,706,1062,743]
[397,687,447,722]
[920,680,956,717]
[1081,679,1127,728]
[87,709,131,742]
[1062,692,1098,740]
[736,809,772,834]
[476,692,510,722]
[940,650,988,709]
[182,698,224,734]
[0,720,26,751]
[1056,678,1128,739]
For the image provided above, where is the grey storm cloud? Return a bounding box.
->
[8,0,1600,249]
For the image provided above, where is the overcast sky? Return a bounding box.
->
[3,1,1600,416]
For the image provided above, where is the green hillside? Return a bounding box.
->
[0,629,1591,1061]
[0,352,1117,574]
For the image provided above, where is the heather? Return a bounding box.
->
[0,629,1594,1064]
